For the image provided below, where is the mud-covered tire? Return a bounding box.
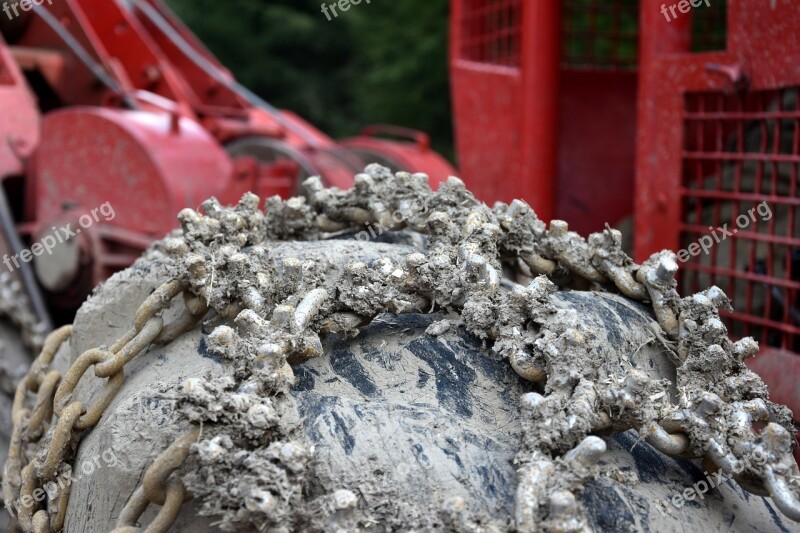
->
[48,241,793,532]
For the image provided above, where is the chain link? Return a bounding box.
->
[284,173,800,521]
[5,172,800,529]
[110,427,199,533]
[646,398,800,520]
[2,279,208,532]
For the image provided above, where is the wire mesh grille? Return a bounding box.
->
[681,87,800,351]
[459,0,522,67]
[562,0,639,69]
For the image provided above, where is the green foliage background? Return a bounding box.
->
[166,0,454,159]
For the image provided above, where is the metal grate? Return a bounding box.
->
[562,0,639,70]
[690,0,727,52]
[680,87,800,351]
[459,0,522,67]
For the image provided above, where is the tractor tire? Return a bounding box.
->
[45,240,791,532]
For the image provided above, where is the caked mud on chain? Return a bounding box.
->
[155,164,798,530]
[5,164,800,532]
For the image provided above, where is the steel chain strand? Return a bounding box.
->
[133,280,185,333]
[2,409,29,507]
[302,182,790,520]
[109,327,139,355]
[300,178,649,302]
[182,292,208,317]
[40,286,193,531]
[215,175,800,523]
[26,371,61,440]
[306,177,800,521]
[4,326,72,530]
[154,294,208,346]
[302,176,659,322]
[7,175,799,529]
[94,317,165,379]
[112,427,200,532]
[11,326,73,427]
[110,481,188,533]
[113,486,151,531]
[50,469,71,533]
[72,370,124,430]
[646,401,800,516]
[293,176,800,512]
[13,349,126,528]
[145,480,187,533]
[764,466,800,521]
[643,422,691,457]
[31,510,49,533]
[17,463,38,531]
[51,349,114,418]
[142,426,200,505]
[37,402,84,482]
[4,282,198,532]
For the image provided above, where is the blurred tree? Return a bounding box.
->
[166,0,453,159]
[347,1,453,159]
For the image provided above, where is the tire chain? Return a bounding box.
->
[4,168,800,531]
[267,172,800,521]
[3,280,208,533]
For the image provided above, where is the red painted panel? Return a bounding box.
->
[451,63,523,202]
[557,70,637,235]
[32,108,234,235]
[451,0,560,220]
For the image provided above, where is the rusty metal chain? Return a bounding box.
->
[279,173,800,520]
[644,396,800,520]
[109,427,200,533]
[5,170,800,530]
[3,280,208,533]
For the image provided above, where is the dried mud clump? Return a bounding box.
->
[156,164,799,531]
[182,434,312,532]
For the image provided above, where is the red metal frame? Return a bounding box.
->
[558,0,639,236]
[452,0,800,358]
[451,0,561,222]
[635,0,800,439]
[7,0,358,182]
[635,0,800,347]
[5,0,455,200]
[452,0,800,441]
[451,0,639,235]
[0,33,39,181]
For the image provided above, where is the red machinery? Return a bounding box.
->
[635,0,800,435]
[450,0,638,234]
[0,0,455,323]
[450,0,800,446]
